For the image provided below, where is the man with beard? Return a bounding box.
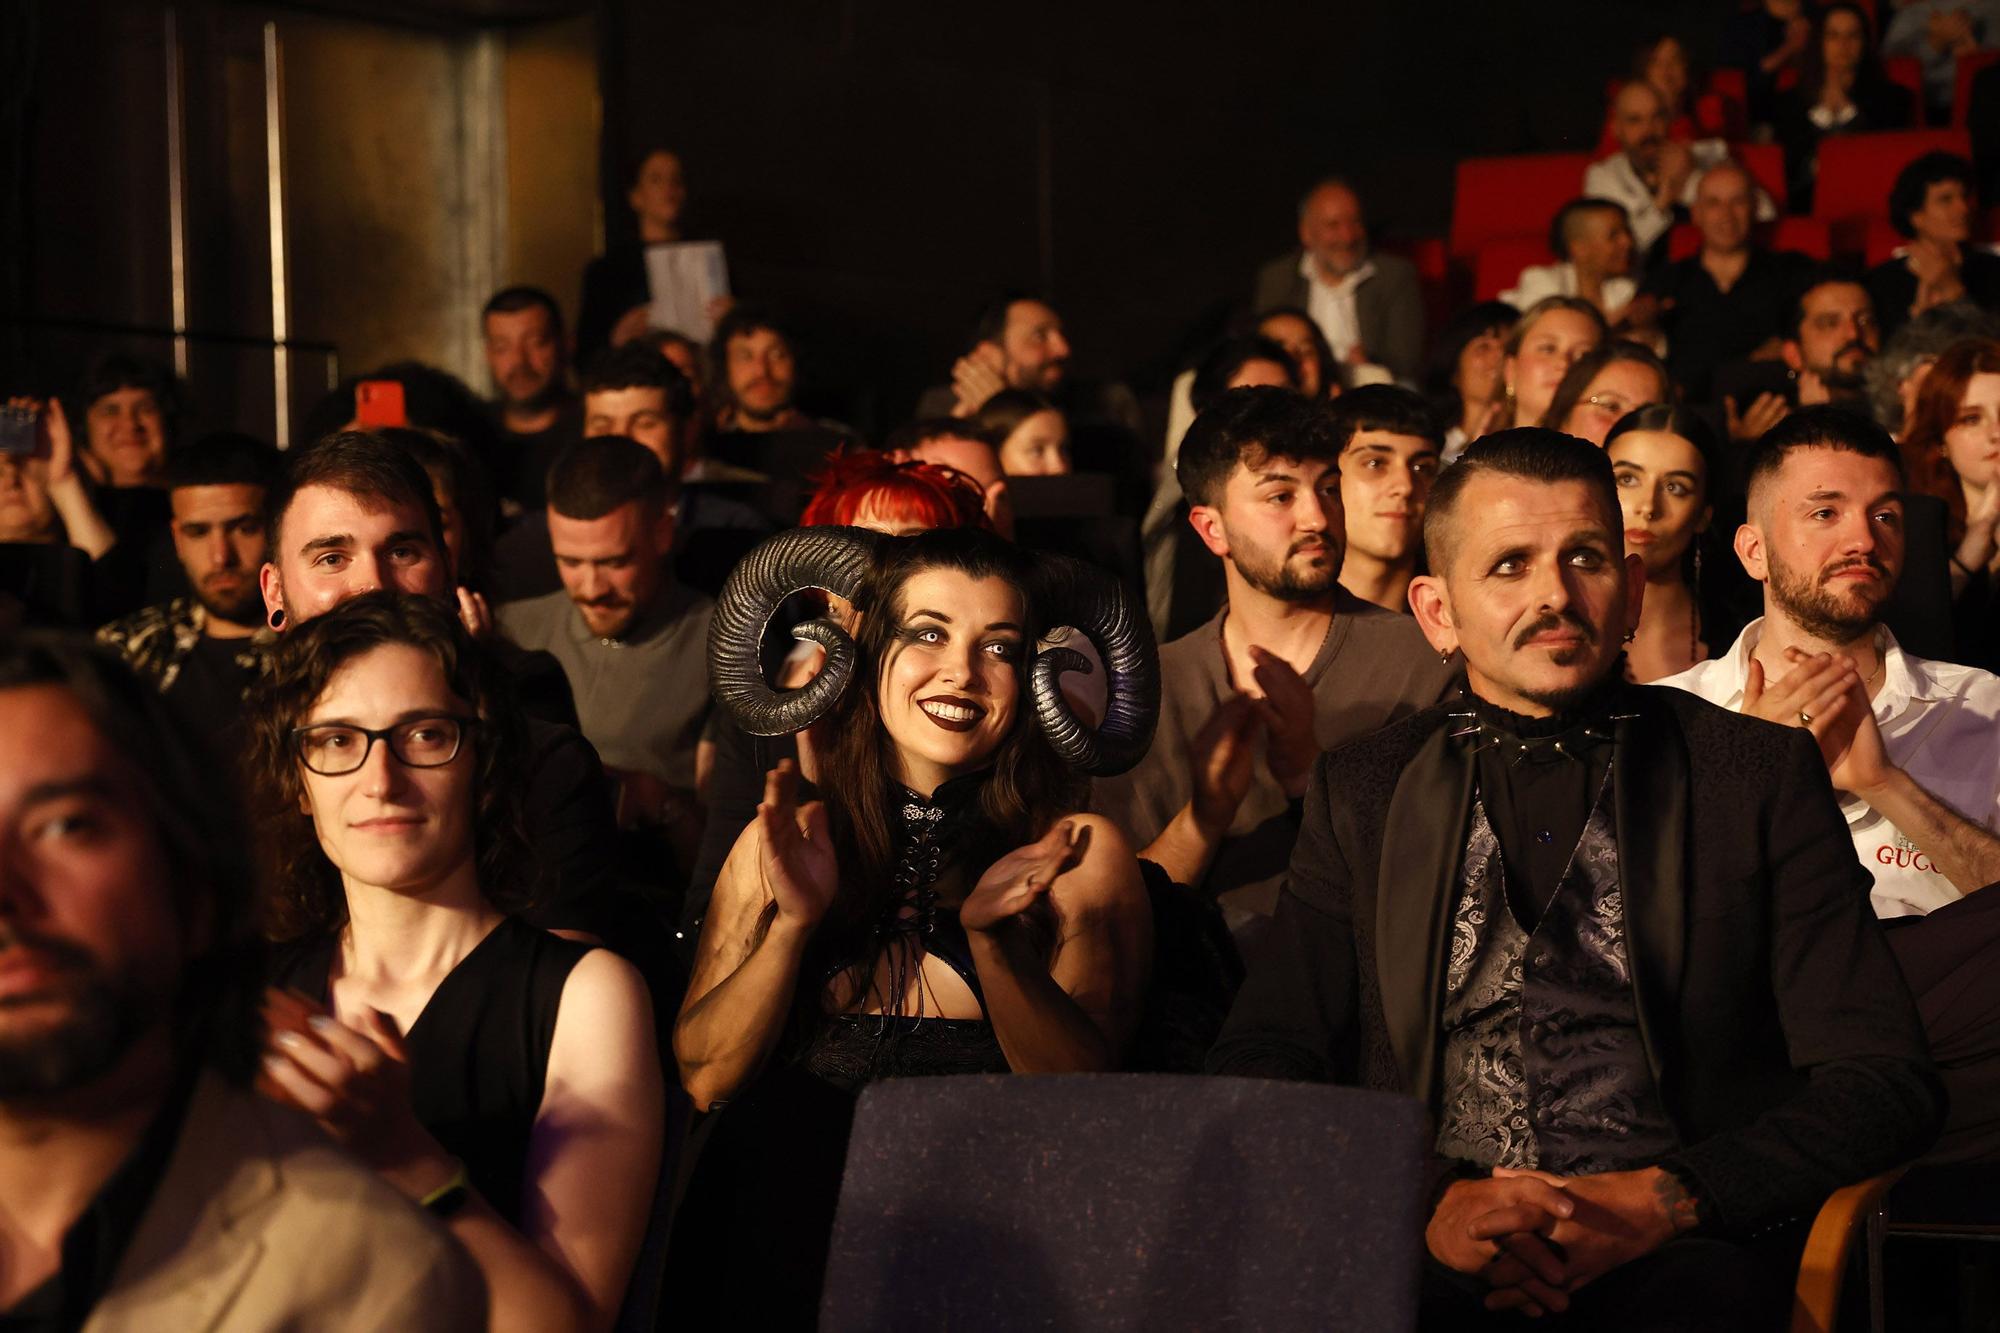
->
[499,437,714,871]
[483,286,581,510]
[1584,81,1774,264]
[1661,406,2000,1162]
[1092,388,1454,944]
[97,433,280,745]
[0,637,483,1328]
[710,305,820,435]
[1211,428,1939,1330]
[1714,270,1880,444]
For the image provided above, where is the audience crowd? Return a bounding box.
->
[8,10,2000,1330]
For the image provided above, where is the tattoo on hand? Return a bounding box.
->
[1652,1169,1700,1236]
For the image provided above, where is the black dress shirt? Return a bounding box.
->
[1469,690,1618,929]
[1643,249,1814,402]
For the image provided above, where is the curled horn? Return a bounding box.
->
[707,526,882,737]
[1028,556,1159,776]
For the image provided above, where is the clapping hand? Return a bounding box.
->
[258,988,440,1179]
[1189,694,1261,836]
[949,343,1008,417]
[961,819,1091,933]
[756,760,838,928]
[1247,646,1319,798]
[1724,391,1788,442]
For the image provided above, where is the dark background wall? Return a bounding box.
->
[5,0,1734,440]
[600,0,1733,434]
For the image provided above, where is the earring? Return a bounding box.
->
[1438,648,1453,664]
[1622,629,1636,644]
[268,607,286,631]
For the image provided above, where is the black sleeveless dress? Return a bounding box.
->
[271,916,593,1225]
[663,774,1014,1328]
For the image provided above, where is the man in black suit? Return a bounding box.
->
[1252,178,1425,383]
[1210,429,1940,1330]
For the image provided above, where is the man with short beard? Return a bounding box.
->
[1714,270,1880,443]
[483,286,581,510]
[1092,388,1453,943]
[1660,406,2000,1161]
[0,638,483,1328]
[98,432,281,743]
[1212,428,1938,1329]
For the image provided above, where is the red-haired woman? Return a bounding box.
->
[1901,338,2000,671]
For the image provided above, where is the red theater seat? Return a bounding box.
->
[1813,130,1974,250]
[1885,56,1927,124]
[1450,152,1594,260]
[1474,236,1558,303]
[1734,141,1789,213]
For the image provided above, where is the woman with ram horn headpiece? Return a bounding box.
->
[667,522,1159,1323]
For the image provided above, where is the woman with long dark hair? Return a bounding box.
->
[1541,340,1672,445]
[1774,2,1912,213]
[1606,406,1719,681]
[249,593,663,1333]
[669,524,1157,1323]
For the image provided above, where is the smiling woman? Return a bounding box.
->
[670,524,1159,1324]
[247,593,663,1333]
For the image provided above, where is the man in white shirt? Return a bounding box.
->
[1584,81,1775,260]
[1252,178,1425,382]
[1660,403,2000,1163]
[1658,405,2000,919]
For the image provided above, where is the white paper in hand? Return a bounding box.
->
[645,241,730,342]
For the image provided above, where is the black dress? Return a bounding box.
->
[272,917,593,1224]
[663,775,1013,1328]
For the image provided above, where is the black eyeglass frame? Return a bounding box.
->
[289,715,478,776]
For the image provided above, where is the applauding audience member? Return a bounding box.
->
[1660,406,2000,1160]
[252,594,662,1332]
[0,637,487,1329]
[1867,152,2000,341]
[1715,270,1880,441]
[671,526,1155,1324]
[1898,337,2000,672]
[1098,388,1453,945]
[1213,428,1940,1327]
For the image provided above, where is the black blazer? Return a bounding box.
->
[1209,684,1941,1236]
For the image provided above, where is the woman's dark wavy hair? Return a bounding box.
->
[799,527,1083,1013]
[0,635,262,1083]
[246,593,534,942]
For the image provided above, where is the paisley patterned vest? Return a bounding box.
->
[1432,768,1681,1175]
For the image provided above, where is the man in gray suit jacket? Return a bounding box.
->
[1253,177,1426,383]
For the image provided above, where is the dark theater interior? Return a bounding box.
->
[0,2,1996,1329]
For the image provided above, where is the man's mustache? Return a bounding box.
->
[1513,611,1598,650]
[1822,556,1888,583]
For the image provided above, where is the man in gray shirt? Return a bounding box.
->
[499,436,714,863]
[1095,388,1455,943]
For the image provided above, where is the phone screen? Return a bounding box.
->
[0,405,37,456]
[354,380,408,428]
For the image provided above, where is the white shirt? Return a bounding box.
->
[1499,262,1637,318]
[1582,142,1776,253]
[1300,253,1375,362]
[1657,619,2000,919]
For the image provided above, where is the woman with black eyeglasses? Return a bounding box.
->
[248,592,662,1333]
